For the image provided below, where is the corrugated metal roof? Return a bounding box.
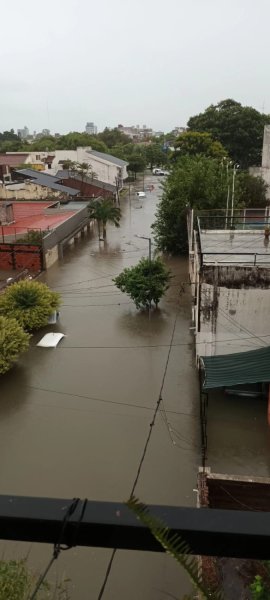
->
[56,170,116,192]
[201,346,270,389]
[14,169,79,196]
[87,150,128,167]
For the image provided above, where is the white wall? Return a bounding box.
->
[42,148,127,187]
[197,283,270,357]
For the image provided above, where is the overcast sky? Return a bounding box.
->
[1,0,270,134]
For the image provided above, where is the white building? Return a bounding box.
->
[17,126,29,139]
[85,122,97,135]
[7,147,129,189]
[188,209,270,360]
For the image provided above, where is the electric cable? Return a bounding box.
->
[96,313,178,600]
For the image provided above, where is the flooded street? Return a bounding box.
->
[0,175,200,599]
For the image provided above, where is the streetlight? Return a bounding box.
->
[135,234,152,262]
[231,163,240,227]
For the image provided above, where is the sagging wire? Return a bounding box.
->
[28,498,87,600]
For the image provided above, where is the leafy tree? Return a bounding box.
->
[97,127,131,148]
[0,281,60,331]
[152,155,230,254]
[28,136,56,151]
[0,316,30,375]
[55,132,107,152]
[88,198,121,239]
[145,143,168,169]
[236,172,268,208]
[188,99,270,167]
[174,131,227,160]
[114,257,171,309]
[127,154,147,179]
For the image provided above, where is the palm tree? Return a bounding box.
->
[88,198,121,239]
[73,162,97,194]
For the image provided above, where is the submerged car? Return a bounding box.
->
[136,191,146,198]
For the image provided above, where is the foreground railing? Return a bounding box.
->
[0,494,270,560]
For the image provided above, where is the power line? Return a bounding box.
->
[96,313,179,600]
[25,384,198,418]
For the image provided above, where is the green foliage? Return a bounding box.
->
[16,230,44,244]
[250,575,269,599]
[97,127,131,148]
[236,172,268,208]
[88,198,121,238]
[145,143,168,169]
[0,281,61,331]
[0,316,30,374]
[188,98,269,168]
[113,257,171,309]
[152,155,229,254]
[174,131,227,160]
[0,558,70,599]
[127,154,147,179]
[127,496,223,600]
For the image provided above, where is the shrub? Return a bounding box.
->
[0,280,60,331]
[114,257,171,309]
[0,316,30,374]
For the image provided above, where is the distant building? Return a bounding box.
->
[117,124,153,141]
[17,126,29,140]
[171,126,186,136]
[85,122,97,135]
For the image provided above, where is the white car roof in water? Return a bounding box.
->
[37,333,65,348]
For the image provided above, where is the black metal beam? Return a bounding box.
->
[0,495,270,559]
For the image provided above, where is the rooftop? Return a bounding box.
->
[200,229,270,266]
[86,149,128,167]
[14,169,79,196]
[0,201,76,237]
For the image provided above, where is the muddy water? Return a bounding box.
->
[2,174,269,598]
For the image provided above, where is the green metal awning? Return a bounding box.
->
[200,346,270,390]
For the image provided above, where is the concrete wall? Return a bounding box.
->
[44,244,59,268]
[197,281,270,356]
[42,149,127,187]
[0,182,63,200]
[43,207,89,250]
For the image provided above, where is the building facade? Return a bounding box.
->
[85,122,97,135]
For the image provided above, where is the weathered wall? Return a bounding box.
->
[0,202,13,224]
[197,282,270,356]
[0,243,43,272]
[0,183,62,200]
[44,244,58,269]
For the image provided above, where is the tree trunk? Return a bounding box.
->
[97,220,101,239]
[103,221,107,239]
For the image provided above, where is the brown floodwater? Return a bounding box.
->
[1,175,269,599]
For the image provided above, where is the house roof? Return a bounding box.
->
[0,154,29,167]
[56,170,116,193]
[86,150,128,167]
[201,345,270,389]
[14,169,79,196]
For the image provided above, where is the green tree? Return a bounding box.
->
[55,132,107,152]
[97,127,131,148]
[145,143,168,170]
[188,99,269,168]
[152,155,229,254]
[0,281,61,331]
[127,154,147,179]
[88,198,121,239]
[0,316,30,375]
[114,257,171,309]
[71,161,97,193]
[174,131,227,160]
[236,172,268,207]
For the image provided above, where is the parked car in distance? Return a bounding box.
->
[136,191,146,198]
[152,168,169,176]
